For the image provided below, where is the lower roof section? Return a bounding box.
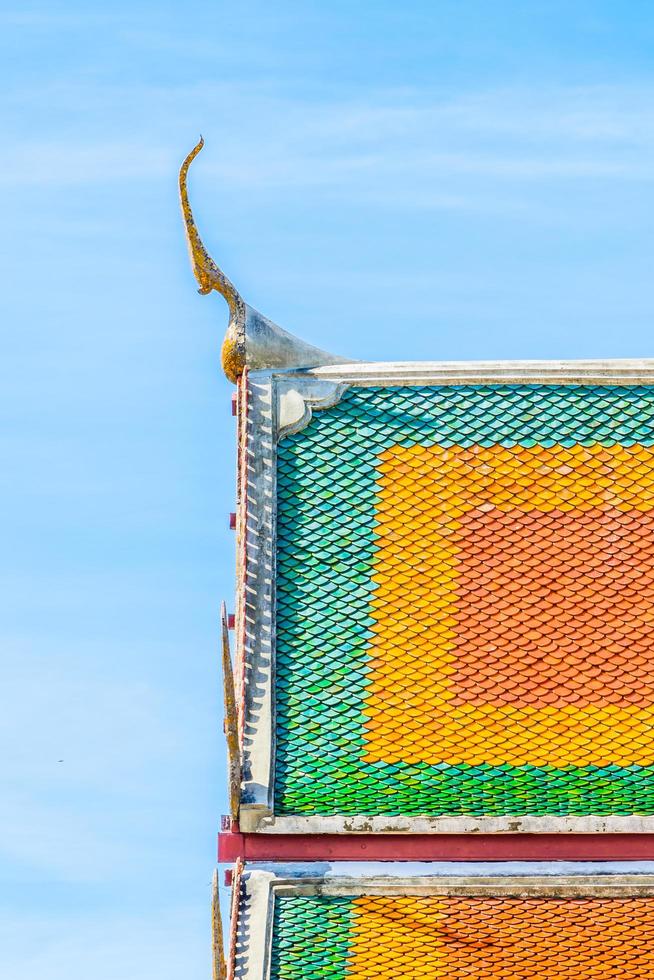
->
[229,861,654,980]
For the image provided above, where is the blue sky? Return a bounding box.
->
[3,1,654,977]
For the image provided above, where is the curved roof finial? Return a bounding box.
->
[180,139,351,383]
[179,138,246,381]
[178,137,241,309]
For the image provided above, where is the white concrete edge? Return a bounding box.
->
[235,869,275,980]
[247,813,654,834]
[271,874,654,897]
[301,357,654,382]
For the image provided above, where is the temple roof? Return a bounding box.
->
[236,369,654,833]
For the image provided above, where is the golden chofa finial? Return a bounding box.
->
[179,139,351,384]
[179,138,246,382]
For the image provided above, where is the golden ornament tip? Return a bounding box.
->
[179,138,350,383]
[179,137,247,382]
[178,138,244,309]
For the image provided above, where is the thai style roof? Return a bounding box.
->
[234,363,654,834]
[181,145,654,980]
[179,143,654,835]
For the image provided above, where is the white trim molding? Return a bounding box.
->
[241,813,654,835]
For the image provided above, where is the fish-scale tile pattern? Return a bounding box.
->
[275,385,654,816]
[270,895,654,979]
[270,896,353,980]
[364,444,654,770]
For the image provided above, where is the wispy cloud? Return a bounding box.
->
[3,83,654,204]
